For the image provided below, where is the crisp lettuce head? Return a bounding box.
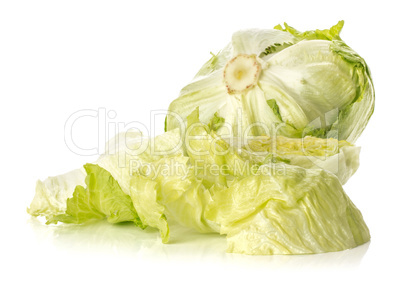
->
[28,21,373,255]
[166,21,374,143]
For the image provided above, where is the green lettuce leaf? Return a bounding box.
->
[266,99,283,122]
[270,21,375,142]
[129,175,169,243]
[27,168,86,217]
[205,163,370,255]
[153,162,218,233]
[47,164,144,228]
[239,135,360,184]
[274,20,344,41]
[96,113,222,234]
[185,107,229,188]
[28,108,369,254]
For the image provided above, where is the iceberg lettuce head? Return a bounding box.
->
[166,21,374,143]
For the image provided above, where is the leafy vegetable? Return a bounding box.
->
[205,163,370,255]
[239,135,360,184]
[27,168,86,218]
[208,112,226,132]
[166,22,374,143]
[274,20,344,41]
[266,99,283,122]
[28,108,369,254]
[28,22,373,256]
[29,130,183,242]
[47,164,144,228]
[129,175,169,243]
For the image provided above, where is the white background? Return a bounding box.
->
[1,0,401,282]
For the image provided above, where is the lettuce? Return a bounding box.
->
[166,21,374,143]
[205,163,370,255]
[28,22,373,255]
[129,175,169,243]
[27,168,86,218]
[47,164,144,228]
[238,135,360,184]
[28,108,369,254]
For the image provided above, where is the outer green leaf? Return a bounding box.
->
[47,164,144,228]
[154,163,218,233]
[129,175,169,243]
[328,40,375,141]
[205,163,370,255]
[274,20,344,41]
[27,168,86,217]
[240,135,360,184]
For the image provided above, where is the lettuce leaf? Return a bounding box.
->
[129,175,169,243]
[239,135,360,184]
[47,164,144,228]
[28,108,369,254]
[27,168,86,217]
[205,163,370,255]
[274,20,344,41]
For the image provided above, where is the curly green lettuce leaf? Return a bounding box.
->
[274,20,344,41]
